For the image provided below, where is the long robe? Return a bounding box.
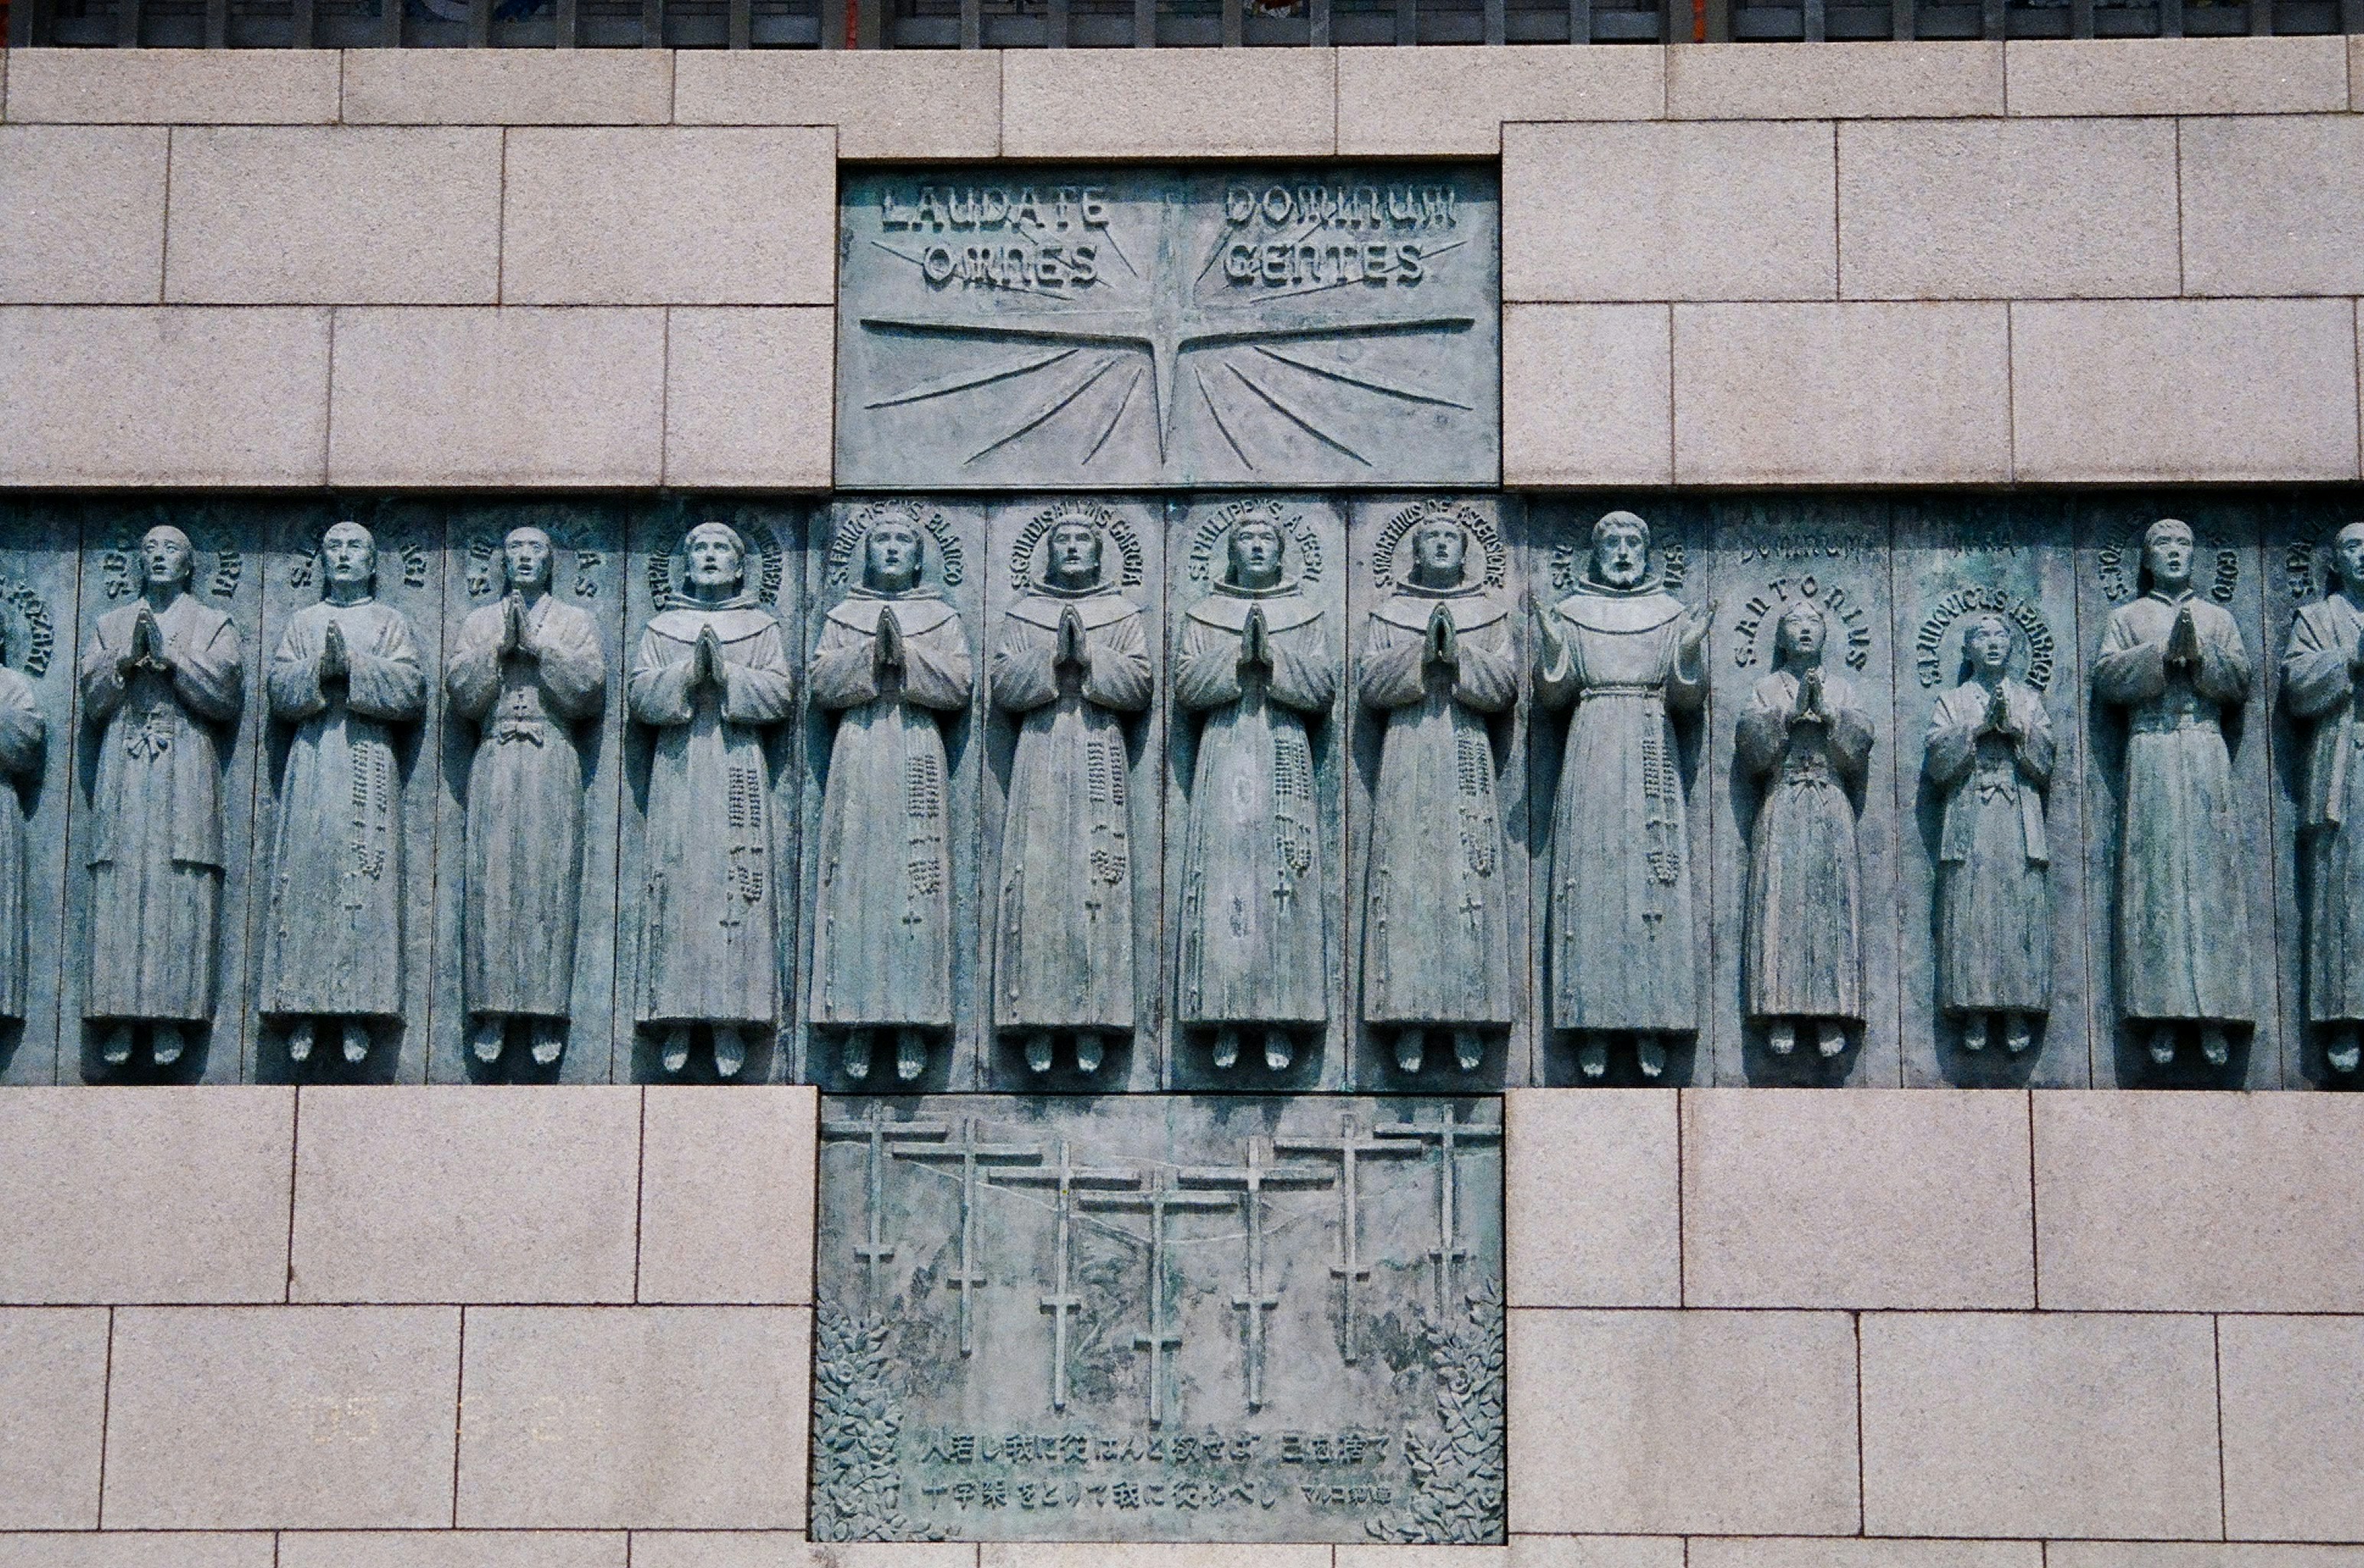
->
[1359,586,1515,1027]
[80,594,242,1022]
[261,599,427,1018]
[446,593,607,1020]
[810,590,972,1030]
[1538,584,1705,1034]
[2094,590,2254,1024]
[629,602,794,1028]
[0,669,43,1021]
[1924,676,2053,1015]
[2283,593,2364,1022]
[1739,668,1873,1022]
[1176,585,1336,1027]
[990,586,1152,1031]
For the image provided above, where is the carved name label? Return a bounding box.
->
[1914,586,2057,691]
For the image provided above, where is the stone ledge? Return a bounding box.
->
[0,47,340,125]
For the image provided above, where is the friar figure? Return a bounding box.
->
[1176,514,1337,1074]
[1923,613,2054,1057]
[990,514,1153,1078]
[0,632,41,1029]
[1537,510,1710,1082]
[810,514,973,1085]
[2281,520,2364,1073]
[446,526,607,1072]
[629,521,796,1081]
[1738,601,1874,1060]
[2094,517,2254,1069]
[260,520,428,1069]
[80,525,242,1071]
[1359,511,1516,1075]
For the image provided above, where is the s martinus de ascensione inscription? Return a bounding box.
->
[835,168,1501,490]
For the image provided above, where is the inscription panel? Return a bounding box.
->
[836,168,1502,491]
[812,1094,1505,1545]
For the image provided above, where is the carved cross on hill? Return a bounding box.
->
[992,1138,1140,1412]
[1376,1109,1504,1316]
[899,1117,1043,1356]
[1275,1112,1422,1364]
[820,1105,950,1315]
[1083,1172,1231,1429]
[1182,1135,1333,1412]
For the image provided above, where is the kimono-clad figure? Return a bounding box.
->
[630,522,796,1081]
[1359,514,1516,1076]
[2093,517,2254,1070]
[991,515,1153,1078]
[2282,520,2364,1074]
[446,526,607,1073]
[1738,602,1875,1060]
[80,525,242,1072]
[1177,516,1337,1074]
[1923,613,2054,1057]
[1537,511,1710,1083]
[0,645,41,1028]
[810,517,972,1085]
[261,521,428,1069]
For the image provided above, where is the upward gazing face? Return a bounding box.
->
[322,522,376,593]
[1229,521,1283,589]
[865,524,921,592]
[1594,519,1649,590]
[2146,523,2195,591]
[503,528,553,592]
[2336,523,2364,592]
[140,527,193,591]
[1048,521,1102,589]
[1411,522,1467,586]
[1965,616,2012,674]
[685,525,744,596]
[1778,605,1826,666]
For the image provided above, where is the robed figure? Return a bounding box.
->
[1177,515,1336,1075]
[0,657,41,1026]
[80,526,242,1072]
[446,527,607,1073]
[1360,514,1516,1076]
[1923,614,2053,1057]
[629,521,795,1081]
[991,515,1152,1078]
[260,521,427,1069]
[2282,521,2364,1074]
[810,517,972,1086]
[1537,511,1710,1083]
[2093,518,2253,1070]
[1739,602,1875,1060]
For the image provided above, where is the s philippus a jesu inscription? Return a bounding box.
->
[836,167,1501,490]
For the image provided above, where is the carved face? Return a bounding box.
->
[503,528,553,591]
[685,524,745,595]
[1229,521,1283,588]
[1047,521,1102,588]
[1593,518,1649,590]
[1777,604,1826,665]
[2145,522,2195,590]
[2336,523,2364,590]
[140,526,193,590]
[322,521,376,590]
[865,523,922,592]
[1411,521,1467,584]
[1965,616,2012,673]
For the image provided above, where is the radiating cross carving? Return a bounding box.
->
[819,1104,950,1315]
[899,1117,1043,1356]
[1273,1113,1421,1364]
[1375,1109,1504,1316]
[992,1138,1140,1412]
[1182,1135,1333,1412]
[1083,1172,1231,1428]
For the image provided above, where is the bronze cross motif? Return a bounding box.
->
[1376,1109,1504,1317]
[820,1105,950,1316]
[1181,1135,1334,1412]
[991,1138,1140,1413]
[899,1116,1044,1356]
[1273,1112,1421,1364]
[1083,1172,1231,1428]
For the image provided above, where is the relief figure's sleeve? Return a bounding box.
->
[172,614,244,724]
[1922,689,1980,789]
[2282,608,2354,720]
[1453,616,1518,714]
[1172,616,1241,713]
[344,610,427,724]
[445,609,503,723]
[79,622,126,725]
[1264,617,1336,716]
[989,618,1057,714]
[1735,676,1790,779]
[807,619,879,713]
[720,621,796,726]
[266,616,328,723]
[1081,611,1153,714]
[2196,608,2253,708]
[1533,608,1578,711]
[1826,681,1875,788]
[629,628,694,727]
[1666,619,1708,714]
[535,606,607,721]
[901,616,973,713]
[0,673,45,780]
[2092,609,2166,708]
[2013,688,2055,787]
[1358,616,1425,711]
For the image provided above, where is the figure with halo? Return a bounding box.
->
[1538,510,1711,1081]
[1922,612,2053,1057]
[445,525,607,1073]
[1738,600,1874,1061]
[1359,508,1515,1075]
[1176,511,1336,1074]
[629,521,795,1080]
[991,510,1153,1077]
[260,520,427,1070]
[2093,517,2253,1070]
[80,524,241,1073]
[2282,520,2364,1074]
[810,511,972,1084]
